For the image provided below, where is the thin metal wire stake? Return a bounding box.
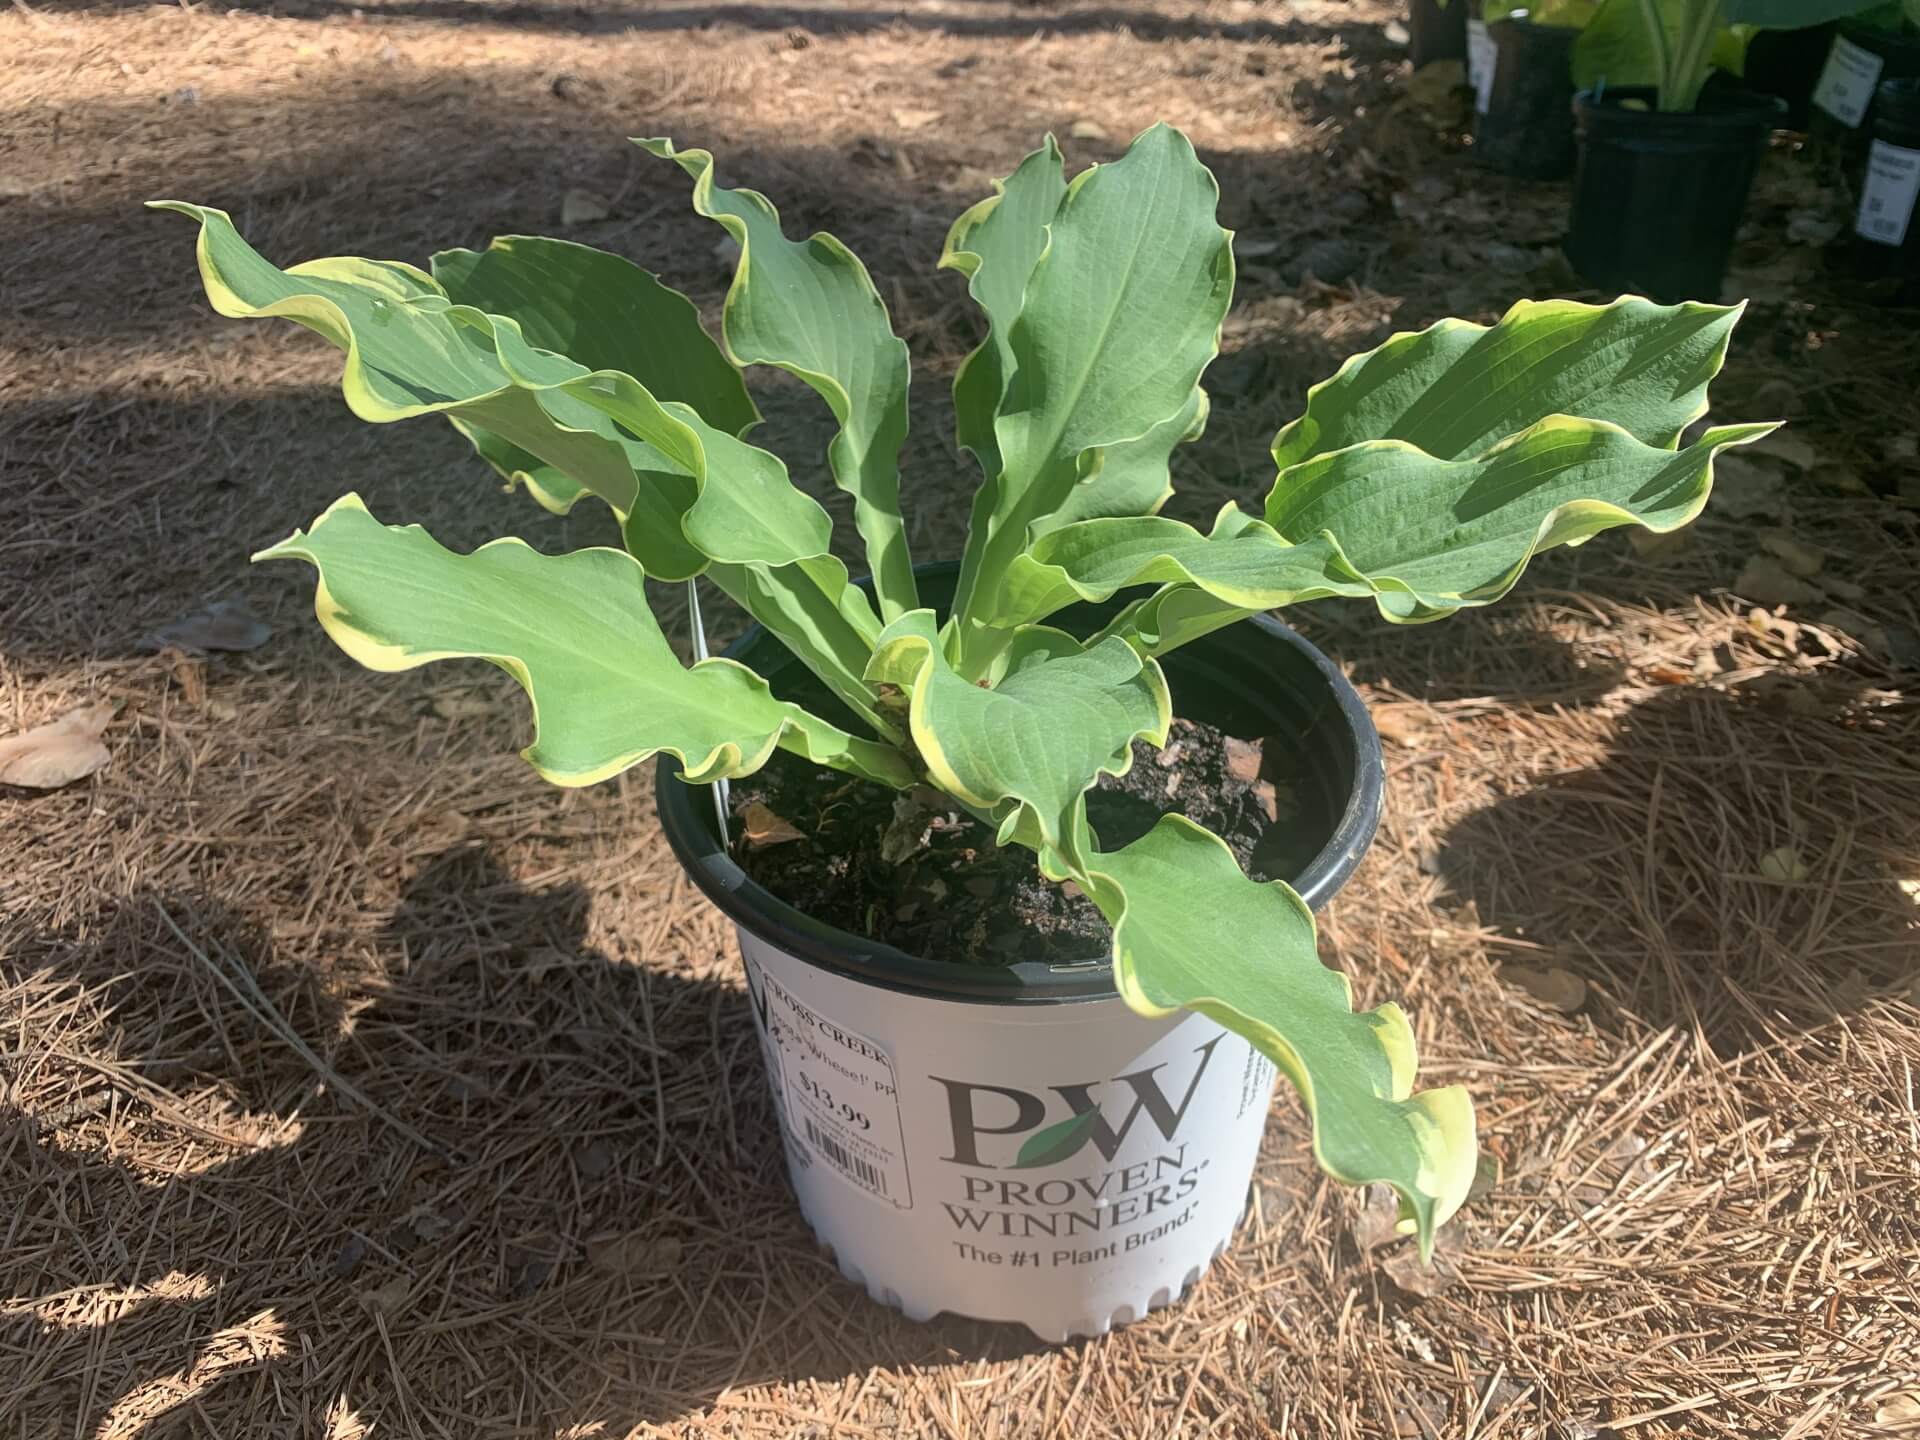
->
[686,577,732,839]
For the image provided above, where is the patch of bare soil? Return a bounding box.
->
[3,1,1918,1436]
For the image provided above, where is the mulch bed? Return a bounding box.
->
[4,1,1918,1435]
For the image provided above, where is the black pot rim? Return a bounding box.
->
[656,568,1384,1007]
[1574,86,1788,136]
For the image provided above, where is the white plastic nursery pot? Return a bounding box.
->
[657,565,1384,1342]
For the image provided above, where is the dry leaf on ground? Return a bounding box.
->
[1349,1183,1402,1252]
[1759,846,1812,882]
[1370,706,1430,747]
[1756,431,1819,471]
[1737,555,1823,608]
[1761,531,1826,579]
[742,802,806,847]
[560,188,609,226]
[1713,455,1786,518]
[1384,1244,1461,1297]
[585,1231,682,1276]
[0,702,115,789]
[1877,1392,1920,1425]
[1499,964,1588,1013]
[357,1274,411,1319]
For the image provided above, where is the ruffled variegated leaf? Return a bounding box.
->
[942,141,1206,563]
[1270,296,1745,470]
[1041,387,1208,531]
[638,139,917,620]
[863,613,1168,865]
[150,202,830,580]
[1074,816,1476,1256]
[451,416,889,741]
[989,417,1773,640]
[448,418,593,516]
[948,123,1233,672]
[255,496,913,790]
[1267,418,1778,620]
[427,235,893,728]
[432,235,757,525]
[705,554,896,741]
[942,137,1068,485]
[430,234,758,438]
[983,506,1371,631]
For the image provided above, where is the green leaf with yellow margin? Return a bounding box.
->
[149,202,830,580]
[941,137,1067,487]
[863,612,1168,866]
[425,234,893,735]
[430,235,758,438]
[447,417,594,516]
[1074,816,1476,1256]
[638,138,918,622]
[254,495,914,791]
[430,233,759,536]
[942,139,1206,543]
[985,417,1773,639]
[947,123,1234,673]
[1266,418,1778,620]
[1270,296,1744,469]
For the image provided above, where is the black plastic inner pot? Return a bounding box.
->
[656,561,1384,1005]
[1565,87,1785,303]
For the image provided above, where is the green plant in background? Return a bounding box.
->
[153,124,1772,1253]
[1577,0,1897,111]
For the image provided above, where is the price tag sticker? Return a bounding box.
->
[749,962,914,1208]
[1467,19,1498,115]
[1857,139,1920,247]
[1813,34,1883,128]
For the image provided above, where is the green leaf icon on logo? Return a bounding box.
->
[1013,1108,1102,1170]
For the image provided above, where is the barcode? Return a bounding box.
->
[802,1114,887,1196]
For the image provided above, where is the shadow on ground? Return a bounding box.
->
[1440,678,1920,1052]
[1,50,1403,666]
[21,0,1360,47]
[2,847,1052,1433]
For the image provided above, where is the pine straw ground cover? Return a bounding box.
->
[3,0,1920,1435]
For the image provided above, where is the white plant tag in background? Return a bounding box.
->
[1857,140,1920,247]
[1813,34,1883,128]
[1467,19,1497,115]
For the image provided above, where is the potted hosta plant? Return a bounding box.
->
[1566,0,1896,298]
[1566,0,1783,299]
[155,124,1769,1341]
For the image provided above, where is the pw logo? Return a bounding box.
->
[932,1037,1221,1170]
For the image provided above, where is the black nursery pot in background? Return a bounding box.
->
[1408,0,1467,69]
[1850,78,1920,284]
[1473,19,1579,180]
[1745,22,1836,131]
[1565,89,1786,302]
[1810,22,1920,162]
